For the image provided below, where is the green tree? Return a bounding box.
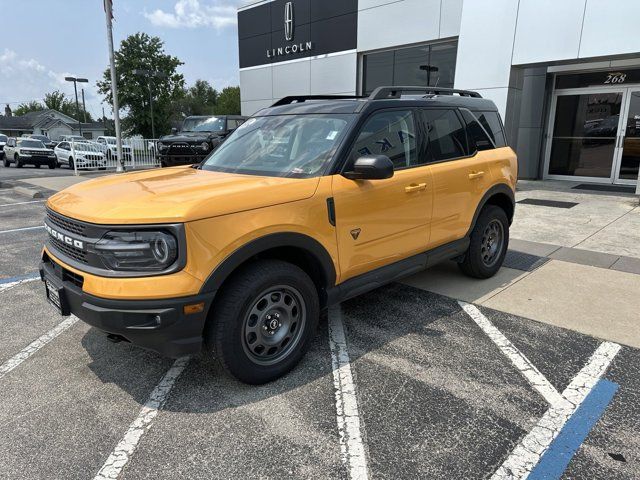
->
[13,101,44,116]
[97,32,185,137]
[214,86,241,115]
[170,80,219,121]
[43,90,93,122]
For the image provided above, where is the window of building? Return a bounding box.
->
[422,109,467,162]
[348,110,417,170]
[362,41,457,95]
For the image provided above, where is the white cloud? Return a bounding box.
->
[0,49,102,118]
[145,0,241,30]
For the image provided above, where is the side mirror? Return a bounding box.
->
[171,127,178,134]
[343,155,394,180]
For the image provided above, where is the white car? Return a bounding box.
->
[3,137,57,169]
[96,136,132,161]
[54,140,106,170]
[0,134,7,160]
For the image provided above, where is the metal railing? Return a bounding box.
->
[64,138,160,175]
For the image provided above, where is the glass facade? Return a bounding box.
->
[362,41,457,95]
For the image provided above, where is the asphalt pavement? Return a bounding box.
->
[0,184,638,480]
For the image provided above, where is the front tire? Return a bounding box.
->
[3,157,9,168]
[458,205,509,279]
[204,259,320,384]
[68,157,74,170]
[15,155,23,168]
[48,161,56,169]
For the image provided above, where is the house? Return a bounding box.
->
[0,106,106,140]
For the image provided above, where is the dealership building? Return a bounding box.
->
[238,0,640,191]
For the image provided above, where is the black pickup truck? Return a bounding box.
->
[156,115,247,167]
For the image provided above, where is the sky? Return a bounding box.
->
[0,0,248,120]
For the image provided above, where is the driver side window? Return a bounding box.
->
[347,110,417,170]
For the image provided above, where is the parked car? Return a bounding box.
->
[54,140,106,170]
[59,135,90,143]
[3,137,57,168]
[95,136,133,161]
[156,115,247,167]
[22,134,57,150]
[0,134,7,159]
[40,86,516,384]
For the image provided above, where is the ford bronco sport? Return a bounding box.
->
[40,86,517,384]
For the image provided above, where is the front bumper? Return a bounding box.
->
[40,255,215,358]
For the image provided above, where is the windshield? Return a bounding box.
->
[18,139,45,148]
[30,135,48,141]
[105,138,116,145]
[0,135,7,142]
[200,114,354,178]
[182,117,225,132]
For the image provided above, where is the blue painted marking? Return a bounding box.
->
[0,272,40,285]
[529,379,619,480]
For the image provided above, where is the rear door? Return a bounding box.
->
[332,108,434,282]
[422,108,494,249]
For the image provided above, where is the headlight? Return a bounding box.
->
[95,231,178,271]
[200,142,209,151]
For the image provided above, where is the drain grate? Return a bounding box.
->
[517,198,578,209]
[573,184,635,194]
[503,250,549,272]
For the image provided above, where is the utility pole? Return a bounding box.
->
[81,88,87,123]
[104,0,124,172]
[65,76,88,135]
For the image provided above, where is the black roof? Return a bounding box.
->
[257,86,499,116]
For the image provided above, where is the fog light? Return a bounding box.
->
[183,302,205,315]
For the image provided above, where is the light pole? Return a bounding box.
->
[132,69,167,139]
[65,76,88,135]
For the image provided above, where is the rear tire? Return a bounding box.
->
[35,163,41,169]
[458,205,509,279]
[204,259,320,384]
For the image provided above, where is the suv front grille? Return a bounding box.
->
[46,209,86,236]
[49,235,88,264]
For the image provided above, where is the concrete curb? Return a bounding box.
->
[12,185,44,199]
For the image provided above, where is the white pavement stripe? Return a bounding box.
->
[492,341,621,479]
[328,305,369,480]
[0,200,45,207]
[0,316,79,380]
[0,275,39,293]
[0,225,45,234]
[94,356,190,480]
[459,302,565,406]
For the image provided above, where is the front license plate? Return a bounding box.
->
[45,279,67,315]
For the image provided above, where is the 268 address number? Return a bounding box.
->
[604,73,627,84]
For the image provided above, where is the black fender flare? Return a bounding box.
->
[466,183,515,237]
[199,232,337,295]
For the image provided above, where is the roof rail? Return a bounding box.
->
[271,95,365,107]
[369,86,482,100]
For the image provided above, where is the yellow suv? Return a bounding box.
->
[40,87,517,384]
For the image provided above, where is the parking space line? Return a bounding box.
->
[492,341,621,479]
[0,200,45,207]
[458,302,565,406]
[94,356,190,480]
[0,225,45,234]
[0,273,40,293]
[328,305,369,480]
[0,316,79,380]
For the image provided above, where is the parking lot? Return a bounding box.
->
[0,185,638,480]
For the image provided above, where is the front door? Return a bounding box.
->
[332,109,433,282]
[614,89,640,184]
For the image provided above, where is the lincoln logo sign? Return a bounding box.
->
[266,1,314,59]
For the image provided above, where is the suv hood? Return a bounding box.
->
[47,166,320,224]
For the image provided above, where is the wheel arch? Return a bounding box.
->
[200,232,337,306]
[466,183,515,236]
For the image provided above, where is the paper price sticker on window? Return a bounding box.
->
[326,131,338,140]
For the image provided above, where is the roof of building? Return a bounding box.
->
[0,109,105,132]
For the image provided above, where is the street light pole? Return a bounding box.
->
[132,69,167,140]
[65,76,88,136]
[81,88,87,123]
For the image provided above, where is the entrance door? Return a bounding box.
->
[614,89,640,184]
[545,89,626,182]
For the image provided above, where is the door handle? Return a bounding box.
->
[405,182,427,193]
[468,171,485,180]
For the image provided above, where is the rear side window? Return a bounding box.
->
[477,111,506,147]
[422,109,467,162]
[460,109,495,152]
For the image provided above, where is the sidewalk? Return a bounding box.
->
[405,180,640,349]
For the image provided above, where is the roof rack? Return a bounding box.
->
[368,86,482,99]
[271,95,365,107]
